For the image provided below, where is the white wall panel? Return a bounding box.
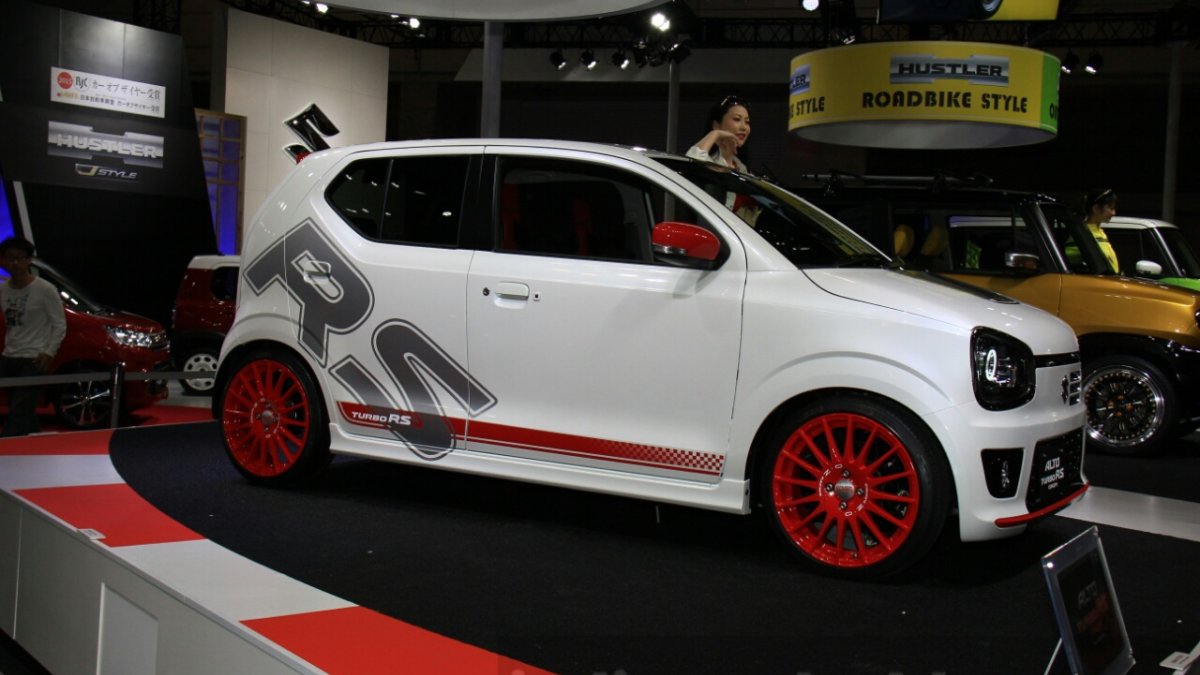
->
[221,7,388,242]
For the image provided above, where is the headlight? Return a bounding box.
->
[106,325,166,349]
[971,327,1035,410]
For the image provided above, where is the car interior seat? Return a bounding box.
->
[893,224,915,258]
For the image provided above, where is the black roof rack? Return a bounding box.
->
[797,170,996,196]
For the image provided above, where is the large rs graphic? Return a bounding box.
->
[244,220,495,460]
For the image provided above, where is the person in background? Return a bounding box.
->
[0,236,66,436]
[1083,188,1120,272]
[687,95,751,173]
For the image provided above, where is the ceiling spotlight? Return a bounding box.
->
[1085,51,1103,75]
[802,0,820,9]
[314,2,328,13]
[612,50,631,70]
[650,11,671,32]
[580,49,597,70]
[549,49,567,70]
[407,17,420,29]
[1060,51,1079,74]
[667,41,690,63]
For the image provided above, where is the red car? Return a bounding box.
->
[171,255,239,394]
[0,261,170,428]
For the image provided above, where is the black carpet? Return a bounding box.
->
[109,422,1200,675]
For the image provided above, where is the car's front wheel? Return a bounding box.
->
[757,394,950,579]
[217,348,331,486]
[1082,355,1177,456]
[53,372,113,429]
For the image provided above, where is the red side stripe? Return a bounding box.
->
[243,606,556,675]
[0,429,113,455]
[460,419,724,475]
[14,483,204,547]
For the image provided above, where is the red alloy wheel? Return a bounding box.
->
[222,358,313,478]
[769,412,921,569]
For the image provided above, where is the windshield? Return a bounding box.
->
[0,262,109,314]
[1160,227,1200,278]
[653,157,887,269]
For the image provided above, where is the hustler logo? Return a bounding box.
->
[48,121,164,168]
[890,54,1009,86]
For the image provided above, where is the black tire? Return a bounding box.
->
[756,394,951,579]
[969,0,1002,19]
[1082,354,1177,456]
[179,346,220,395]
[53,374,113,429]
[216,347,331,486]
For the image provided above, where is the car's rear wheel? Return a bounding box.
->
[180,347,220,395]
[1082,355,1177,456]
[757,394,950,579]
[53,374,113,429]
[218,348,330,485]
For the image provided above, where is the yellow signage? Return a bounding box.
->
[879,0,1059,22]
[788,41,1060,149]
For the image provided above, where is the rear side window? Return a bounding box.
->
[327,156,470,247]
[210,266,239,301]
[495,157,655,262]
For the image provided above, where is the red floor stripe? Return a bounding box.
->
[0,429,113,455]
[243,606,556,675]
[14,483,204,548]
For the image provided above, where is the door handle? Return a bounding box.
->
[493,282,530,300]
[301,259,332,279]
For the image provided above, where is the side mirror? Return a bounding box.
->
[1134,260,1163,276]
[1005,251,1039,272]
[652,221,721,265]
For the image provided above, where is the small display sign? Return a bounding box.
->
[50,67,166,119]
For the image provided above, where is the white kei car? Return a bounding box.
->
[215,139,1087,578]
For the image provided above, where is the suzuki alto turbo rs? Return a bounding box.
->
[215,139,1087,578]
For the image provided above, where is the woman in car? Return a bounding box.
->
[1082,188,1120,272]
[686,95,752,173]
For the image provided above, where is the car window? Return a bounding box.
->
[496,157,655,262]
[941,211,1036,273]
[1042,203,1112,274]
[326,156,469,247]
[1104,228,1162,276]
[1160,227,1200,278]
[210,266,239,301]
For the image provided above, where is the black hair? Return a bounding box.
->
[1083,188,1118,214]
[703,95,751,164]
[0,236,34,258]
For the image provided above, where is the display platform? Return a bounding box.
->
[4,421,1200,674]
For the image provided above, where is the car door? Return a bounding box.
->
[463,149,745,483]
[250,146,487,460]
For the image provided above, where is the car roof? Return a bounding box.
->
[187,254,242,269]
[299,138,679,168]
[1100,216,1178,230]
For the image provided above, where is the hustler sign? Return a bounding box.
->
[788,41,1060,149]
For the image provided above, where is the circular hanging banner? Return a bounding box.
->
[788,41,1060,149]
